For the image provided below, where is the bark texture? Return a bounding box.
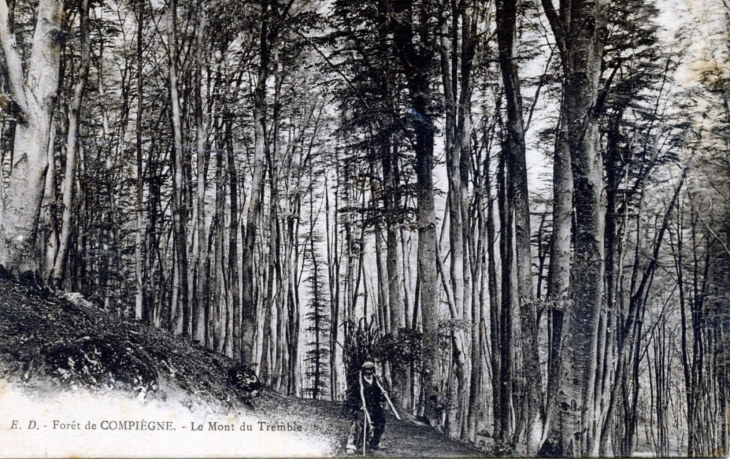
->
[0,0,65,280]
[540,0,608,452]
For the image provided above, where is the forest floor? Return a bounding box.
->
[0,277,482,457]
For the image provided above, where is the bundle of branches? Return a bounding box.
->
[342,316,381,411]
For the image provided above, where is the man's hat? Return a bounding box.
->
[361,361,376,370]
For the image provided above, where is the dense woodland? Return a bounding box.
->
[0,0,728,456]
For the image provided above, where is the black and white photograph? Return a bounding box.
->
[0,0,728,456]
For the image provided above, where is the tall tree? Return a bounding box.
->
[168,0,190,337]
[0,0,65,280]
[191,0,207,342]
[391,0,442,425]
[540,0,610,452]
[304,164,330,399]
[53,0,91,289]
[437,0,481,439]
[495,0,543,450]
[134,0,147,321]
[242,0,297,364]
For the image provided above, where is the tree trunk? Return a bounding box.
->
[325,171,339,399]
[495,0,543,450]
[539,0,608,452]
[416,114,440,425]
[168,0,190,337]
[0,0,65,280]
[212,130,227,353]
[242,0,271,364]
[53,0,91,289]
[560,75,605,455]
[375,218,389,333]
[438,0,475,436]
[134,0,147,321]
[497,133,515,445]
[541,97,573,455]
[192,0,208,342]
[226,117,241,357]
[262,60,283,386]
[383,141,406,408]
[390,0,442,427]
[40,117,57,282]
[485,109,502,441]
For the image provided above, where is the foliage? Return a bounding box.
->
[373,327,423,369]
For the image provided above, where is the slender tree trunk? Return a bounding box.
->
[135,0,147,321]
[439,0,464,327]
[325,171,339,400]
[497,131,515,445]
[242,0,271,364]
[288,194,302,395]
[416,119,440,424]
[438,0,473,437]
[383,141,406,408]
[212,131,227,353]
[459,33,476,440]
[541,98,573,455]
[146,139,161,326]
[597,112,622,455]
[192,0,207,342]
[375,218,389,333]
[261,60,283,385]
[495,0,543,450]
[674,203,694,455]
[53,0,91,289]
[40,117,58,282]
[168,0,190,337]
[485,104,502,442]
[226,117,241,357]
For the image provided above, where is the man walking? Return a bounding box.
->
[345,361,387,454]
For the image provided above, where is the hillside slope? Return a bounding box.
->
[0,278,481,457]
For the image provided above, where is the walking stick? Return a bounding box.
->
[362,413,367,456]
[375,377,401,420]
[359,370,372,455]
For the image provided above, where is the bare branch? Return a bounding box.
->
[539,0,567,60]
[0,0,28,114]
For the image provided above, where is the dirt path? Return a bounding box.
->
[367,413,482,457]
[288,398,482,457]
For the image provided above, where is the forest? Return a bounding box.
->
[0,0,728,456]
